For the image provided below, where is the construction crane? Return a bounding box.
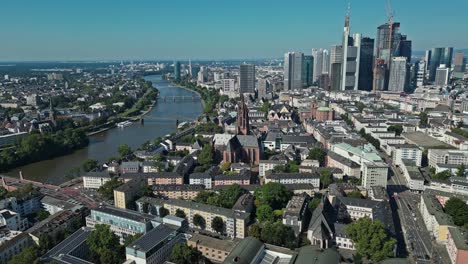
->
[386,0,395,78]
[373,0,395,93]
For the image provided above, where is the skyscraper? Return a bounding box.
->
[388,57,409,92]
[416,60,426,87]
[322,50,330,75]
[373,22,411,91]
[257,78,271,99]
[329,45,343,91]
[340,8,360,91]
[454,52,466,73]
[239,64,255,94]
[283,52,304,91]
[312,49,324,83]
[374,59,387,91]
[302,55,314,88]
[435,65,450,86]
[358,37,374,91]
[190,65,200,80]
[174,61,181,80]
[429,47,453,81]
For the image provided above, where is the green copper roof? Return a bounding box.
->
[224,237,264,264]
[293,246,340,264]
[317,106,332,111]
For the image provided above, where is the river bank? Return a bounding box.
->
[6,75,203,184]
[171,82,206,109]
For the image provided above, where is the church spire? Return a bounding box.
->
[236,94,249,135]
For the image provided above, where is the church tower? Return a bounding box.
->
[236,95,250,135]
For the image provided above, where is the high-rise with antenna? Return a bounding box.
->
[340,0,361,91]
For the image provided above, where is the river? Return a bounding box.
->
[6,75,203,184]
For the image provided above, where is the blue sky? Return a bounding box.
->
[1,0,467,61]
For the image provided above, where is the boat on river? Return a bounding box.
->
[117,121,132,128]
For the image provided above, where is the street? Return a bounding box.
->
[381,152,433,263]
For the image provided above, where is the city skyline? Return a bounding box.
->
[1,0,468,61]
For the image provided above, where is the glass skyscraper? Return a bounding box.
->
[302,55,314,88]
[358,37,375,91]
[428,47,453,81]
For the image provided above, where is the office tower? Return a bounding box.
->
[188,59,192,78]
[375,23,402,61]
[399,38,412,62]
[435,65,450,86]
[197,66,206,83]
[312,49,324,83]
[257,78,271,99]
[329,45,343,91]
[373,22,411,91]
[190,65,200,80]
[302,55,314,87]
[283,52,303,91]
[358,37,374,91]
[239,64,256,94]
[322,50,330,74]
[340,8,360,91]
[174,61,181,80]
[388,57,409,92]
[374,59,387,91]
[429,47,453,81]
[425,50,432,72]
[319,74,330,90]
[416,60,426,87]
[223,79,236,93]
[454,52,466,73]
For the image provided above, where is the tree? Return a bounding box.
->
[456,164,467,178]
[175,209,186,219]
[444,197,468,227]
[256,204,274,222]
[356,102,366,112]
[82,159,98,172]
[38,234,53,254]
[387,125,403,136]
[8,246,40,264]
[197,145,213,166]
[124,233,143,247]
[260,221,296,248]
[432,170,452,181]
[0,187,8,199]
[218,184,244,208]
[308,197,321,211]
[345,217,396,262]
[220,162,231,172]
[259,102,271,112]
[37,209,50,221]
[320,169,333,188]
[98,178,123,200]
[211,216,224,233]
[254,182,292,210]
[159,207,169,217]
[169,243,201,264]
[419,111,429,127]
[346,191,363,199]
[308,147,326,166]
[86,224,123,264]
[117,143,132,159]
[248,223,261,239]
[193,214,206,229]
